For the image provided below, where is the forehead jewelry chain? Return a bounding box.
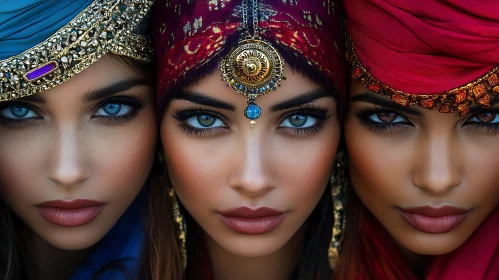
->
[220,0,286,128]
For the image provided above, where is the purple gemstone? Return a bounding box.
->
[26,62,58,81]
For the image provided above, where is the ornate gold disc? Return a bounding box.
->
[221,39,285,100]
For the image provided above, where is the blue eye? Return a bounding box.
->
[280,114,318,128]
[186,114,225,128]
[94,103,133,117]
[368,112,407,123]
[0,105,38,119]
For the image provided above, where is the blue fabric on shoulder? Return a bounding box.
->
[0,0,93,60]
[71,187,148,280]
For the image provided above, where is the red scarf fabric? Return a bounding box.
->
[153,0,345,105]
[344,0,499,115]
[361,208,499,280]
[345,0,499,95]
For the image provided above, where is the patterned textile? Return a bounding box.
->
[154,0,345,103]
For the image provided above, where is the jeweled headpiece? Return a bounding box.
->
[345,0,499,115]
[154,0,346,123]
[0,0,154,101]
[220,0,285,127]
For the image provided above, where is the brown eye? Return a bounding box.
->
[475,113,497,123]
[376,112,399,123]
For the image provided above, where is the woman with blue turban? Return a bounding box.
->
[0,1,167,279]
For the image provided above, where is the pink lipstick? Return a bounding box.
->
[37,199,105,227]
[399,206,470,234]
[219,207,285,235]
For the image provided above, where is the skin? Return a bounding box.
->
[161,65,340,280]
[345,79,499,270]
[0,54,157,280]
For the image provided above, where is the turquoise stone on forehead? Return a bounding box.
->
[244,103,261,120]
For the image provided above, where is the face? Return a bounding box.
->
[345,79,499,255]
[161,65,340,257]
[0,54,157,250]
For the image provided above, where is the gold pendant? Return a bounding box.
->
[221,38,285,127]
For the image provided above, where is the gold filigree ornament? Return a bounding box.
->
[220,0,286,128]
[328,151,347,270]
[0,0,154,101]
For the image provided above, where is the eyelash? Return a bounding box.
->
[353,106,411,133]
[0,96,144,127]
[91,96,144,124]
[463,109,499,134]
[0,102,41,127]
[354,106,499,134]
[278,105,330,136]
[172,105,330,136]
[173,107,228,136]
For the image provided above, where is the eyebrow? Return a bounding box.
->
[351,92,422,116]
[17,94,45,103]
[468,98,499,114]
[173,91,236,111]
[270,90,330,112]
[85,79,149,101]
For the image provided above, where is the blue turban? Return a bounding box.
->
[0,0,93,60]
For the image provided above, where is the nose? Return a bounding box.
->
[48,125,88,187]
[412,133,462,194]
[229,132,276,197]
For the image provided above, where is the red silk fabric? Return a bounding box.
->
[360,208,499,280]
[153,0,345,102]
[344,0,499,95]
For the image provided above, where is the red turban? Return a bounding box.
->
[345,0,499,115]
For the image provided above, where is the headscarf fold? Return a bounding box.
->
[345,0,499,115]
[154,0,346,105]
[0,0,93,60]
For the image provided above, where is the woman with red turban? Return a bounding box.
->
[337,0,499,279]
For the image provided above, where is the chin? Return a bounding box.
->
[395,230,470,256]
[36,226,107,251]
[214,233,289,258]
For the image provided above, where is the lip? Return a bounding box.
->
[219,207,286,235]
[37,199,105,227]
[399,206,470,234]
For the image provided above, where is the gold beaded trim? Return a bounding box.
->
[0,0,154,101]
[168,188,187,270]
[328,151,347,270]
[346,34,499,116]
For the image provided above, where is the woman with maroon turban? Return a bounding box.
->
[140,0,346,279]
[336,0,499,279]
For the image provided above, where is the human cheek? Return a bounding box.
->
[461,140,499,215]
[161,126,231,218]
[276,125,339,216]
[345,122,412,213]
[0,126,49,212]
[90,110,157,204]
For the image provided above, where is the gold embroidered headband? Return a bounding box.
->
[0,0,154,101]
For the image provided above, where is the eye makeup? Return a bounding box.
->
[172,104,331,137]
[353,106,412,133]
[91,95,145,124]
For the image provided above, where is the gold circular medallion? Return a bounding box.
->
[221,39,285,99]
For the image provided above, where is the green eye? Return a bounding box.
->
[289,115,307,127]
[280,114,317,128]
[197,115,216,127]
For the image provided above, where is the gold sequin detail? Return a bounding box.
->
[0,0,154,101]
[347,34,499,116]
